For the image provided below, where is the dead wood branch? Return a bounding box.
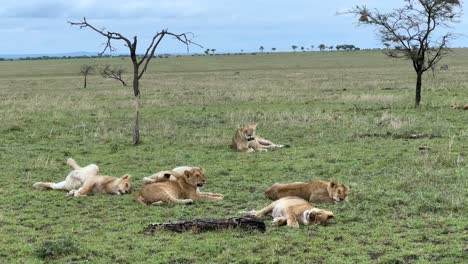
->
[144,216,266,234]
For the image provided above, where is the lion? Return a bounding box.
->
[230,123,288,152]
[247,196,334,228]
[142,166,203,185]
[265,180,348,204]
[67,175,132,197]
[33,158,99,192]
[135,167,224,205]
[451,103,468,110]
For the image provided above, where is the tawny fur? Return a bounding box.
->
[69,175,132,197]
[265,180,348,204]
[135,168,224,205]
[33,158,99,192]
[142,166,204,185]
[248,196,334,228]
[230,123,287,152]
[451,103,468,110]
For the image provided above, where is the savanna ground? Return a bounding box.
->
[0,50,466,263]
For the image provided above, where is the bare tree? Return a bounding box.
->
[79,64,94,88]
[69,17,199,145]
[101,64,127,86]
[347,0,462,107]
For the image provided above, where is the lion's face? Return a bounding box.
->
[306,208,334,225]
[183,168,206,188]
[328,181,348,202]
[117,175,132,194]
[240,123,257,142]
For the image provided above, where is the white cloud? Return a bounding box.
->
[0,0,466,54]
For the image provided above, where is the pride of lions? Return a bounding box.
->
[33,124,349,228]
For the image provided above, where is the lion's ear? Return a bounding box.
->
[251,123,257,129]
[164,173,171,179]
[184,170,192,178]
[122,174,131,181]
[198,167,205,174]
[330,181,337,188]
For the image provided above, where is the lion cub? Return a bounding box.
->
[68,175,132,197]
[135,168,224,205]
[230,123,288,152]
[249,196,334,228]
[265,180,348,204]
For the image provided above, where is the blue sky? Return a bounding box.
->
[1,0,467,55]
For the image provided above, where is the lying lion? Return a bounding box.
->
[67,174,132,197]
[33,158,97,191]
[33,158,132,196]
[135,167,224,205]
[247,196,334,228]
[231,123,288,152]
[142,166,203,185]
[265,180,348,204]
[451,103,468,110]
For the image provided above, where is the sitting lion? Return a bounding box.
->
[247,196,334,228]
[135,167,224,205]
[265,180,348,204]
[230,123,288,152]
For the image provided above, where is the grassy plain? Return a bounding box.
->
[0,50,466,263]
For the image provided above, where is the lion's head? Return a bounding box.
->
[183,168,206,188]
[117,174,132,194]
[239,123,257,142]
[328,181,348,202]
[306,208,334,225]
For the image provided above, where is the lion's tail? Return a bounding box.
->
[32,182,54,190]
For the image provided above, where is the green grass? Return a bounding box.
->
[0,50,466,263]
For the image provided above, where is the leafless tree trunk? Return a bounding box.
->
[69,18,200,145]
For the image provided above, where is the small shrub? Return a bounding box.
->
[36,237,79,260]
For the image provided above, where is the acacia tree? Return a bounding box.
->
[79,64,94,88]
[69,17,198,144]
[347,0,462,107]
[101,64,127,86]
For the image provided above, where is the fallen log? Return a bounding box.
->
[144,216,266,234]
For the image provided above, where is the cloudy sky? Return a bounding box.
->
[1,0,467,55]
